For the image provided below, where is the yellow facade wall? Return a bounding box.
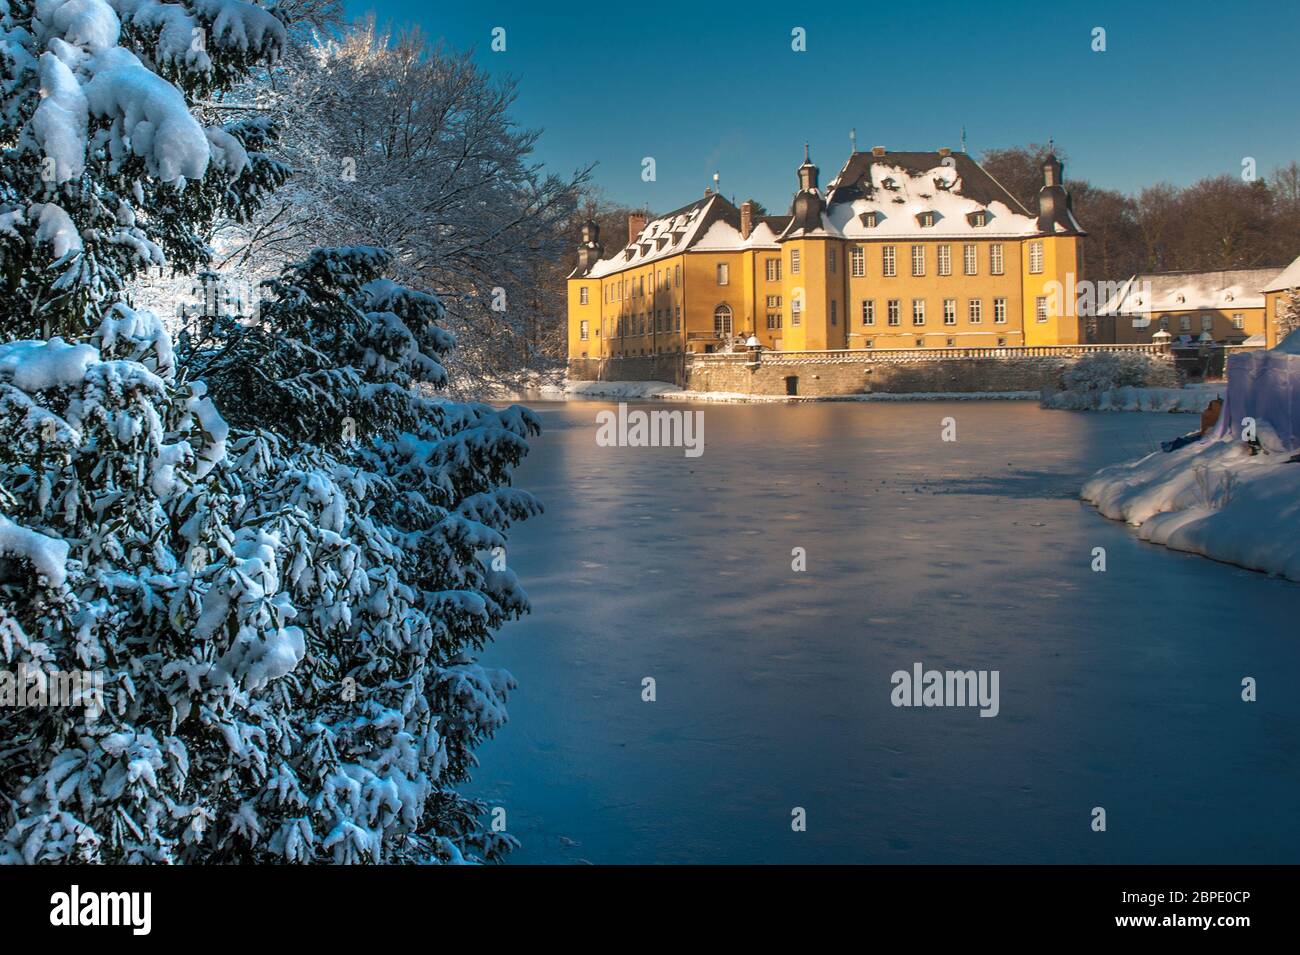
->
[567,231,1090,357]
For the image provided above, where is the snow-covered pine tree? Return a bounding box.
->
[0,0,289,338]
[180,245,542,862]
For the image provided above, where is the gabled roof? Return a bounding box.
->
[818,150,1066,240]
[1096,269,1279,316]
[584,194,738,278]
[1262,254,1300,292]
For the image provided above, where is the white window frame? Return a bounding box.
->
[887,299,901,326]
[714,304,734,337]
[862,300,875,326]
[717,262,730,286]
[1028,241,1044,275]
[912,299,926,326]
[963,244,977,276]
[994,298,1007,324]
[851,246,865,277]
[990,244,1004,275]
[937,244,951,276]
[1035,296,1048,323]
[969,299,983,324]
[943,299,956,325]
[911,244,925,277]
[882,245,896,277]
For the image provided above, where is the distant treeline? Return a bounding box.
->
[981,144,1300,280]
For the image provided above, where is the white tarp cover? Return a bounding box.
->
[1215,344,1300,451]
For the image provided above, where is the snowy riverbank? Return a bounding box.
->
[1043,382,1223,413]
[1081,435,1300,582]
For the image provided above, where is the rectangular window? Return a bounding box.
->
[828,248,837,273]
[790,248,801,274]
[851,246,865,277]
[579,320,589,339]
[911,244,925,277]
[766,294,782,309]
[1232,313,1244,329]
[1179,315,1191,331]
[766,258,782,281]
[937,244,951,276]
[791,298,802,326]
[830,301,838,325]
[969,299,983,324]
[766,308,783,329]
[579,287,589,305]
[674,264,680,287]
[943,299,956,325]
[862,300,875,326]
[882,246,896,277]
[717,263,729,285]
[1201,314,1214,332]
[990,244,1004,275]
[963,244,977,276]
[1036,296,1049,322]
[912,299,926,326]
[994,298,1007,324]
[1029,241,1044,274]
[887,299,901,326]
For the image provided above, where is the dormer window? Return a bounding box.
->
[861,211,879,228]
[967,210,988,227]
[916,211,936,228]
[933,177,951,191]
[881,177,898,190]
[892,196,905,204]
[1176,294,1185,304]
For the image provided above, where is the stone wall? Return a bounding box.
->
[687,355,1178,397]
[568,354,687,386]
[572,349,1180,398]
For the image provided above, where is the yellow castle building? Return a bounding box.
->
[567,145,1087,362]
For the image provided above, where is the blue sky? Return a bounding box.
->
[352,0,1300,213]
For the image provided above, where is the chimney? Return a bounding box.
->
[627,210,647,245]
[740,200,754,239]
[871,145,886,157]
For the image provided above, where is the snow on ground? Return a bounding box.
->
[1081,435,1300,581]
[1043,382,1223,413]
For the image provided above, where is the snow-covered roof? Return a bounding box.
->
[1262,254,1300,293]
[1097,269,1277,316]
[691,217,783,251]
[574,148,1083,279]
[581,195,723,278]
[821,151,1056,240]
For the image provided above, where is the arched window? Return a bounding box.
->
[713,304,733,338]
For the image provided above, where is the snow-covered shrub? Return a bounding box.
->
[2,2,541,864]
[1061,351,1155,393]
[0,0,289,338]
[172,245,542,862]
